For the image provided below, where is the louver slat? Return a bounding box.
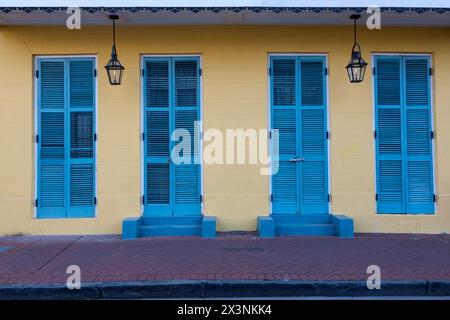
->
[175,60,198,107]
[147,163,170,204]
[272,59,296,106]
[299,58,328,214]
[69,60,94,108]
[146,61,169,108]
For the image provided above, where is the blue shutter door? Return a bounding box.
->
[172,57,201,216]
[270,57,299,214]
[375,56,405,213]
[299,57,329,214]
[67,59,96,218]
[144,58,172,216]
[37,59,67,218]
[403,57,434,213]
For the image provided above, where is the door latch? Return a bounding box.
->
[289,157,305,162]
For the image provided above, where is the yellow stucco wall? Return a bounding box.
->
[0,25,449,235]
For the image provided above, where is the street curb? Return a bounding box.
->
[0,280,449,299]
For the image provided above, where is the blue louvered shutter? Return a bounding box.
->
[144,58,172,216]
[403,57,434,213]
[67,59,96,217]
[37,60,66,218]
[271,57,299,214]
[172,57,201,216]
[299,57,329,214]
[375,56,405,213]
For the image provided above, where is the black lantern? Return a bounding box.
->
[345,14,368,83]
[105,15,124,85]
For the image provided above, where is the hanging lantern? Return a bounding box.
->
[345,14,368,83]
[104,15,124,85]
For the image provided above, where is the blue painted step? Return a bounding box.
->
[140,225,202,237]
[272,215,336,236]
[142,216,202,226]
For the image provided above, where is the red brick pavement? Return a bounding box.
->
[0,233,449,286]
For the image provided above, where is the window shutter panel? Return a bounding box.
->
[37,60,66,218]
[271,57,299,214]
[144,59,171,216]
[67,59,95,218]
[403,57,434,213]
[375,56,405,213]
[299,57,328,214]
[172,58,201,216]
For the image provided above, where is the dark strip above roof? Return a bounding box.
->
[0,7,449,14]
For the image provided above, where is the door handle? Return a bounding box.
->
[289,157,305,162]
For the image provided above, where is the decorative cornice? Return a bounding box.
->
[0,7,449,14]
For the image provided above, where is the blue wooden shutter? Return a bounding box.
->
[37,60,66,218]
[375,56,405,213]
[67,59,96,218]
[144,58,171,216]
[271,57,299,214]
[403,57,434,213]
[299,57,329,214]
[172,57,201,216]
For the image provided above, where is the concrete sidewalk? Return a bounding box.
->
[0,233,449,298]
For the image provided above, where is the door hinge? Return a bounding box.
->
[94,69,97,77]
[269,130,272,139]
[430,131,434,139]
[270,194,273,202]
[325,67,328,76]
[198,68,202,76]
[141,195,145,205]
[429,68,433,76]
[268,67,272,77]
[35,70,39,78]
[328,194,331,202]
[94,197,97,205]
[433,194,437,202]
[35,134,39,143]
[326,131,330,140]
[141,132,145,141]
[34,199,38,207]
[94,133,97,141]
[200,195,203,203]
[141,68,145,77]
[372,67,376,76]
[374,131,377,139]
[375,193,378,201]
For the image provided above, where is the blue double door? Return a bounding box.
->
[143,57,201,217]
[270,56,329,215]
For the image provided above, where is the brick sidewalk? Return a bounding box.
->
[0,233,449,286]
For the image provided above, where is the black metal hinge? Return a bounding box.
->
[433,194,436,202]
[374,131,377,139]
[328,194,331,202]
[141,195,145,205]
[35,70,39,78]
[34,199,38,207]
[141,69,145,77]
[141,132,145,141]
[325,67,328,76]
[268,67,272,77]
[372,67,376,76]
[94,197,97,205]
[35,134,39,143]
[269,130,272,139]
[326,131,330,139]
[94,69,97,77]
[94,133,97,141]
[375,194,378,201]
[200,195,203,203]
[430,131,434,139]
[198,68,202,76]
[429,68,433,76]
[270,194,273,202]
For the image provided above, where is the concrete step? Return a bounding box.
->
[272,215,331,224]
[142,216,202,226]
